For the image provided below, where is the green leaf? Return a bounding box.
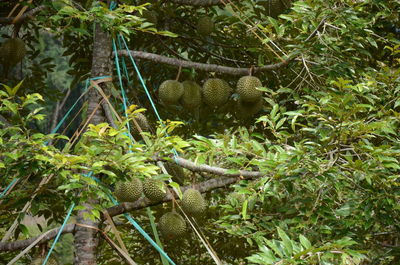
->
[277,227,293,257]
[299,234,311,249]
[242,199,248,220]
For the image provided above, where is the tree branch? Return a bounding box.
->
[168,156,265,178]
[117,50,291,75]
[107,171,268,217]
[0,6,48,24]
[0,158,269,252]
[0,224,76,252]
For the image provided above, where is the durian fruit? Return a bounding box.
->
[131,112,150,138]
[181,188,206,216]
[32,256,59,265]
[0,38,26,67]
[143,177,167,202]
[197,16,214,36]
[180,80,202,109]
[158,211,186,239]
[143,10,158,25]
[236,76,263,103]
[164,162,185,185]
[202,78,232,107]
[236,97,264,120]
[114,178,143,202]
[158,80,184,105]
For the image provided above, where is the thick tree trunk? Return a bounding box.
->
[73,23,112,265]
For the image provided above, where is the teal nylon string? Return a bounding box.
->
[118,34,179,158]
[0,178,18,199]
[50,75,111,135]
[40,171,95,265]
[107,194,177,265]
[118,35,163,123]
[111,38,178,264]
[83,172,177,265]
[112,39,134,144]
[117,36,132,85]
[42,202,75,265]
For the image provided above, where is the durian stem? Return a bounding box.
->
[175,65,182,81]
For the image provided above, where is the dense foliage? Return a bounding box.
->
[0,0,399,264]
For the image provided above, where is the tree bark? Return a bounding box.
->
[73,23,111,265]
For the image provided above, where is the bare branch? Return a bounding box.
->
[0,224,75,252]
[117,50,291,75]
[169,156,265,178]
[305,17,326,42]
[0,6,48,24]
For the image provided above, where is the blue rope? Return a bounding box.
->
[82,172,177,265]
[107,194,177,265]
[118,35,164,123]
[0,178,18,199]
[112,39,134,144]
[117,36,132,85]
[118,34,179,159]
[111,38,178,264]
[42,202,75,265]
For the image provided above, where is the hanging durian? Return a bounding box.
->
[158,211,186,239]
[114,178,143,202]
[236,76,263,103]
[202,78,232,107]
[0,38,26,68]
[143,177,167,202]
[180,80,202,109]
[158,80,184,105]
[181,188,206,216]
[163,162,185,185]
[131,112,150,138]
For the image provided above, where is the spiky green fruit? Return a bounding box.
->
[131,112,150,138]
[197,16,214,36]
[182,188,206,216]
[236,98,264,119]
[236,76,263,102]
[0,38,26,67]
[143,178,166,202]
[159,80,184,105]
[32,256,59,265]
[181,80,202,109]
[164,162,185,185]
[114,178,143,202]
[202,78,232,107]
[159,211,186,239]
